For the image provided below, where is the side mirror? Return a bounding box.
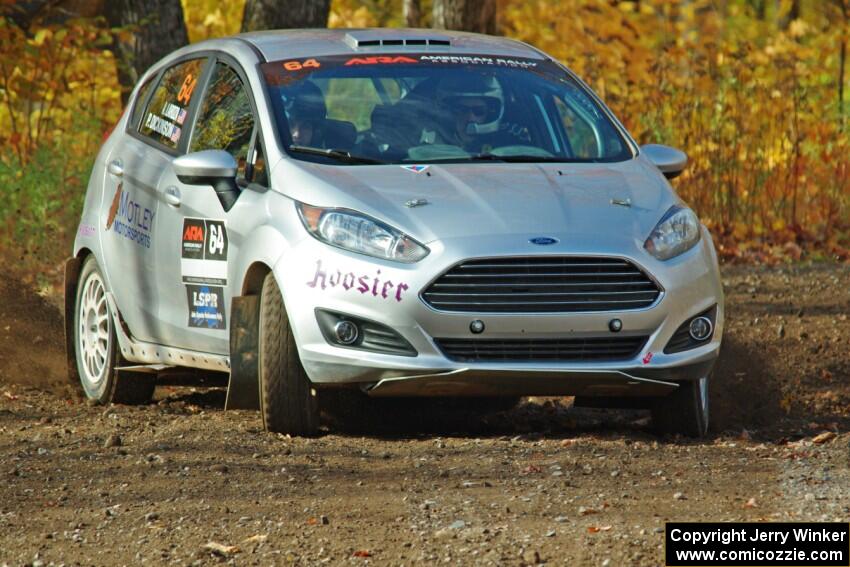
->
[641,144,687,180]
[173,150,240,212]
[173,149,237,181]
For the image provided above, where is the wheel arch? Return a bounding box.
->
[64,248,96,387]
[240,261,272,296]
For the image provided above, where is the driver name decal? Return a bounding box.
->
[307,260,410,302]
[186,284,226,330]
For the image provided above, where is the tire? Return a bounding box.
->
[650,375,710,437]
[258,272,319,436]
[73,256,154,405]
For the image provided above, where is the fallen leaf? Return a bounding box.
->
[578,506,598,516]
[353,550,372,557]
[743,497,757,509]
[3,391,18,401]
[204,541,240,556]
[587,525,612,533]
[812,431,837,444]
[521,465,542,474]
[243,534,267,544]
[306,517,319,525]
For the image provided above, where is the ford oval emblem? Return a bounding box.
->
[529,237,559,245]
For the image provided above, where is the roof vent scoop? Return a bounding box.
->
[344,31,452,50]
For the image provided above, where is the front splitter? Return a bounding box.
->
[366,368,679,397]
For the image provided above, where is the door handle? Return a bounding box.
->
[164,185,181,207]
[107,159,123,177]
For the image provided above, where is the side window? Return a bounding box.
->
[189,62,256,179]
[318,78,382,131]
[139,58,205,149]
[553,96,599,159]
[130,77,155,129]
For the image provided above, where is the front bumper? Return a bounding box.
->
[274,226,724,397]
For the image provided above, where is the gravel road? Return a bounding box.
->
[0,264,848,566]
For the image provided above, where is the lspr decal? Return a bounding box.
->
[186,284,225,330]
[306,259,409,302]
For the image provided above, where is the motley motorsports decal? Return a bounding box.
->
[181,218,228,286]
[186,284,226,330]
[105,183,155,249]
[306,260,410,302]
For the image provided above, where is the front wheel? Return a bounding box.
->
[650,375,710,437]
[73,256,154,404]
[258,272,319,436]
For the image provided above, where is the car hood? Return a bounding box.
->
[271,156,678,245]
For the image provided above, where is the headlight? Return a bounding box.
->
[644,205,701,260]
[297,203,429,263]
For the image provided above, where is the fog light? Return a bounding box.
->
[689,316,712,341]
[333,320,359,345]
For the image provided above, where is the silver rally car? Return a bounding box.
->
[66,29,723,436]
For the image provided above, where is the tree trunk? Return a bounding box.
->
[838,37,847,123]
[241,0,331,32]
[103,0,189,105]
[779,0,801,29]
[432,0,497,34]
[403,0,421,28]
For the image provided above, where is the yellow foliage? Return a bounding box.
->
[181,0,246,43]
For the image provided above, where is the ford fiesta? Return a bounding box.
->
[66,29,723,437]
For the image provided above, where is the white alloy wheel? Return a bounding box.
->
[76,269,112,398]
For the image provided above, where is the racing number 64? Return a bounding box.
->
[283,59,320,72]
[208,223,224,256]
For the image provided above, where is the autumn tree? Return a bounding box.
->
[103,0,189,104]
[432,0,497,34]
[404,0,421,27]
[241,0,331,31]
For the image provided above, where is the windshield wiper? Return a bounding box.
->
[466,153,583,163]
[288,145,386,165]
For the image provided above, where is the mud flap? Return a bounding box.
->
[64,256,82,385]
[225,295,260,410]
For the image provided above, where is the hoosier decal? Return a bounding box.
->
[306,259,410,303]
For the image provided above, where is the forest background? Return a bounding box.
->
[1,0,848,289]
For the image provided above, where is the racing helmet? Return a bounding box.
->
[283,81,327,125]
[435,73,504,135]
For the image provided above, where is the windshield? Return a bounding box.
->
[262,53,633,165]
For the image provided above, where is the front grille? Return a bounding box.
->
[435,336,648,363]
[422,256,661,313]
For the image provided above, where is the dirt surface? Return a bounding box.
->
[1,264,849,566]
